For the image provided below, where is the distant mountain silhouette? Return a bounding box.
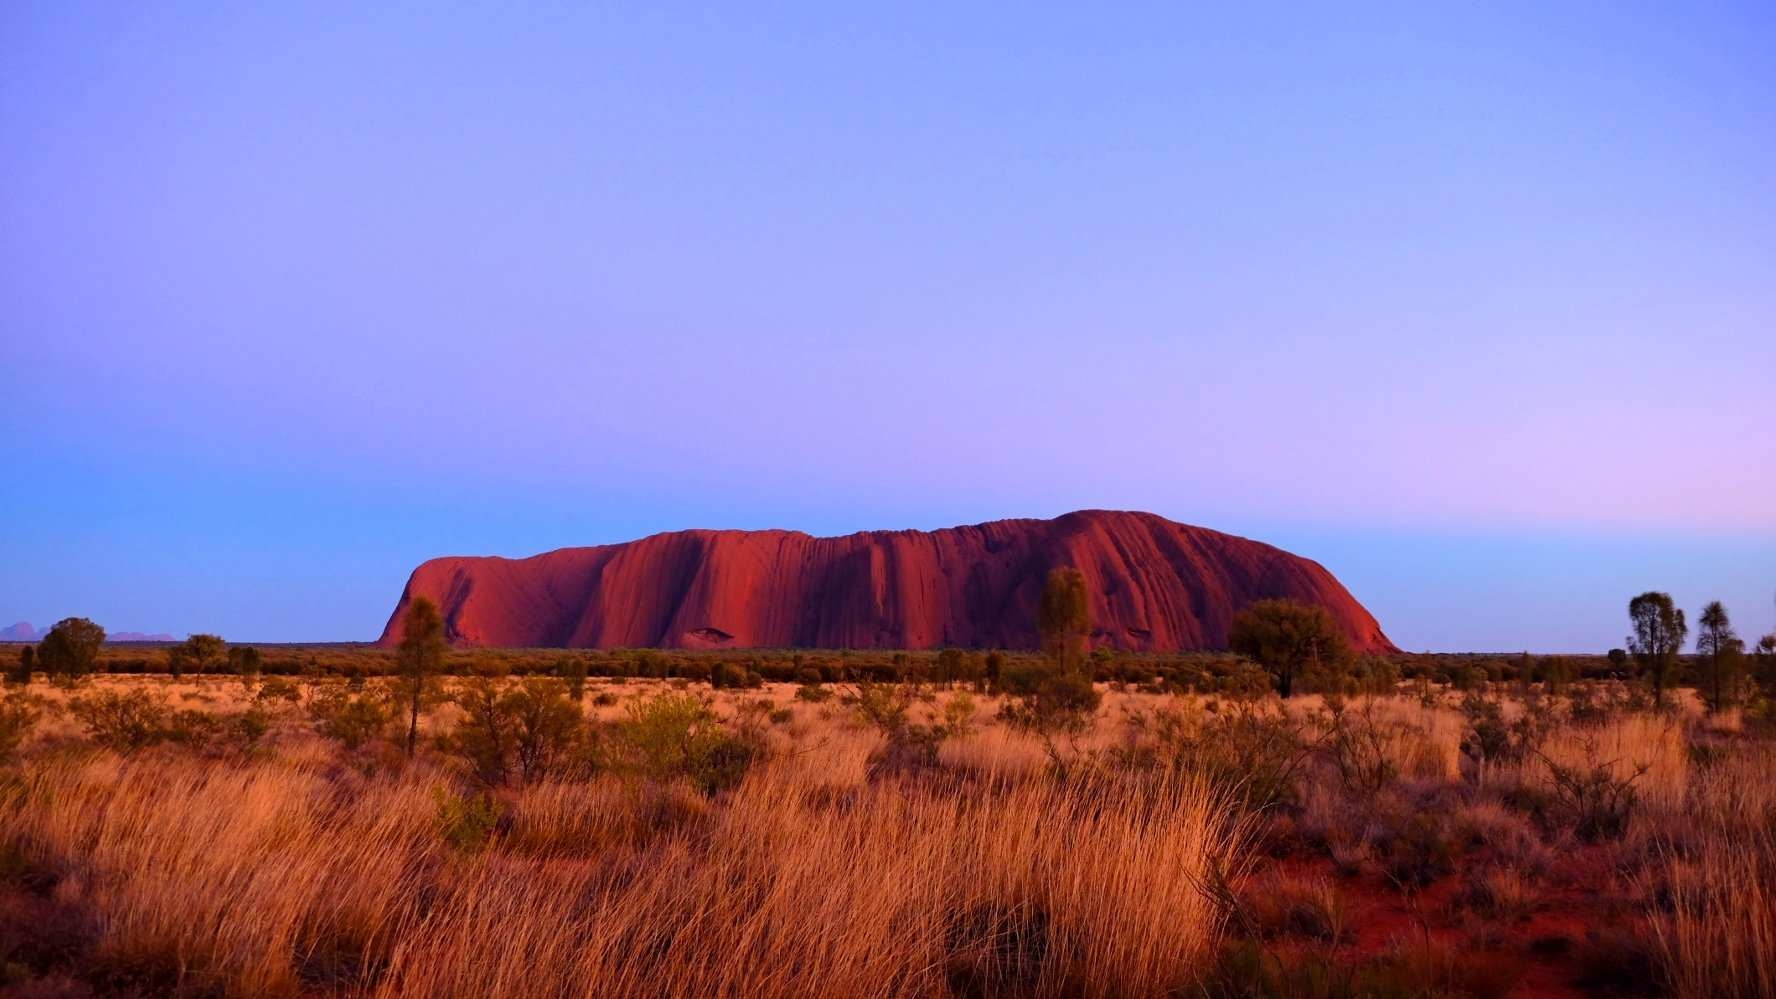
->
[379,510,1394,653]
[0,622,43,642]
[1,621,175,643]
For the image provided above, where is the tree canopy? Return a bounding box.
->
[1037,567,1091,673]
[397,597,448,756]
[177,634,227,675]
[1228,599,1349,698]
[1695,600,1744,712]
[37,617,106,681]
[1626,591,1687,705]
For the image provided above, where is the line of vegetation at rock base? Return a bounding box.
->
[11,594,1776,707]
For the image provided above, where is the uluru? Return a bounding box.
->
[378,510,1393,654]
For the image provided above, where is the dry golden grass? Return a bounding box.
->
[0,679,1244,998]
[1642,731,1776,998]
[1654,841,1776,999]
[2,675,1773,997]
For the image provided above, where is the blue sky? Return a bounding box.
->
[3,2,1773,649]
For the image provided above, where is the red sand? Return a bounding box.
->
[376,509,1394,652]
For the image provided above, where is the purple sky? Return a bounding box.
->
[3,3,1773,650]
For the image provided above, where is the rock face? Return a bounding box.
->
[378,510,1393,654]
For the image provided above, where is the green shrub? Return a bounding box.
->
[1318,697,1403,797]
[447,675,586,785]
[70,688,170,752]
[996,663,1101,771]
[553,655,589,701]
[1535,747,1647,841]
[708,661,739,689]
[507,678,584,782]
[1566,682,1626,727]
[7,646,32,686]
[1120,699,1313,811]
[614,693,761,796]
[232,706,272,751]
[0,693,39,762]
[794,683,832,704]
[1460,693,1518,764]
[1379,812,1458,887]
[940,692,978,739]
[307,685,393,750]
[849,679,964,779]
[257,675,302,706]
[164,708,225,749]
[433,786,507,853]
[448,672,511,784]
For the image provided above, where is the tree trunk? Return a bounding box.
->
[407,684,420,757]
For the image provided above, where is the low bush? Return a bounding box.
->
[1378,810,1459,888]
[69,688,170,752]
[1458,691,1539,785]
[1120,699,1314,811]
[613,692,762,796]
[794,683,832,703]
[1240,872,1350,944]
[1535,746,1648,841]
[997,664,1102,772]
[0,693,39,762]
[256,675,301,706]
[849,679,969,780]
[1318,697,1403,797]
[445,674,587,785]
[1461,866,1540,922]
[433,786,508,853]
[306,684,393,750]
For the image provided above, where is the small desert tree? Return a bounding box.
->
[1038,566,1092,674]
[1758,633,1776,699]
[177,633,227,676]
[397,597,448,757]
[448,667,586,785]
[1756,592,1776,700]
[8,645,33,685]
[1695,600,1745,713]
[1627,592,1687,706]
[957,651,986,691]
[553,654,589,701]
[507,677,584,782]
[1228,599,1350,699]
[450,663,513,783]
[1000,568,1101,771]
[38,617,105,685]
[934,647,965,688]
[983,651,1006,692]
[228,645,263,678]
